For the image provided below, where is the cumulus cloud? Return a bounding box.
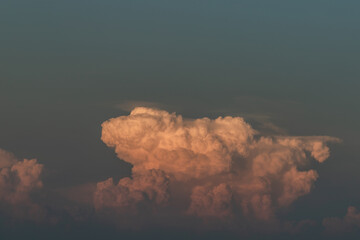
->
[101,107,255,180]
[97,107,339,222]
[0,150,43,204]
[323,206,360,234]
[0,148,45,220]
[94,169,170,213]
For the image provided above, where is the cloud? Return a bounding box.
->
[323,206,360,234]
[98,107,339,223]
[115,100,166,112]
[0,150,43,204]
[0,148,45,221]
[94,169,170,213]
[0,148,17,168]
[101,107,255,180]
[187,183,233,218]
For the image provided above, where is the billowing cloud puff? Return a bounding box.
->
[98,107,339,221]
[0,150,43,204]
[323,206,360,234]
[0,149,17,168]
[101,107,255,180]
[94,169,169,212]
[0,148,45,220]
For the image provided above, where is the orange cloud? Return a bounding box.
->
[98,107,339,221]
[101,107,255,180]
[94,169,169,213]
[0,148,45,221]
[187,183,233,218]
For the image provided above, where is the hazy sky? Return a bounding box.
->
[1,1,360,239]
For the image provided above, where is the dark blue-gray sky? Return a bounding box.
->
[1,0,360,239]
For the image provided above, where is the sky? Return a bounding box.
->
[0,1,360,239]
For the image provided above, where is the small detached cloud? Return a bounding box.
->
[0,148,45,221]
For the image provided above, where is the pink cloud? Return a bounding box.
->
[94,169,169,213]
[97,107,339,222]
[0,148,45,221]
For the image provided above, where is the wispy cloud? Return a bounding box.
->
[115,100,167,112]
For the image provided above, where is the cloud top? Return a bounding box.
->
[101,107,255,180]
